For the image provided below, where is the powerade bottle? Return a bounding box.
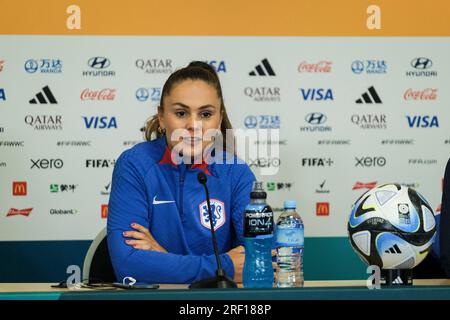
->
[243,181,274,288]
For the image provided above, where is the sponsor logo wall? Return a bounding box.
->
[0,36,449,241]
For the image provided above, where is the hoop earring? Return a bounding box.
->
[158,127,166,134]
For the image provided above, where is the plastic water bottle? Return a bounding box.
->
[243,182,274,288]
[275,200,304,288]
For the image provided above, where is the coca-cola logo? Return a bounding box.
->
[404,88,437,101]
[81,88,116,101]
[298,61,332,73]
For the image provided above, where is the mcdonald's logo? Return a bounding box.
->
[13,181,27,196]
[101,204,108,219]
[316,202,330,216]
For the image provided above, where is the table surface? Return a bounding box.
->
[2,280,450,300]
[2,279,450,292]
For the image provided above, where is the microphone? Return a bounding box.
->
[189,172,237,289]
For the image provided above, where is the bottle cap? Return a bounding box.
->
[250,181,267,199]
[284,200,296,209]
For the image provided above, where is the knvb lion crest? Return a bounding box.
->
[199,199,226,230]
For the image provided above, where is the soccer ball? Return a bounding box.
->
[348,183,436,269]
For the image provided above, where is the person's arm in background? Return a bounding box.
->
[107,152,235,284]
[440,158,450,277]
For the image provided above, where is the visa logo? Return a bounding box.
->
[83,116,118,129]
[300,88,333,101]
[0,88,6,101]
[205,60,227,73]
[406,115,439,128]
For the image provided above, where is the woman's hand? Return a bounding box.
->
[123,223,167,253]
[227,246,245,283]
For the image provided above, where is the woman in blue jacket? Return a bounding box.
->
[107,61,256,284]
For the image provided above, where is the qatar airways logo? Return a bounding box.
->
[81,89,116,101]
[298,60,332,73]
[403,88,437,101]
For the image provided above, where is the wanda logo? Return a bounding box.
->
[404,88,437,101]
[81,89,116,101]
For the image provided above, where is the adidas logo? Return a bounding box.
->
[392,276,403,284]
[29,86,58,104]
[355,86,382,104]
[385,244,402,254]
[249,58,276,76]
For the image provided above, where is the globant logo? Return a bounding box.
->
[50,209,78,215]
[136,59,173,74]
[24,59,62,73]
[351,60,387,74]
[244,115,280,129]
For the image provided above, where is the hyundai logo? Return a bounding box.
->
[135,88,149,102]
[411,57,432,70]
[88,57,111,69]
[305,113,327,125]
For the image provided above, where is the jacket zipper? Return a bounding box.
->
[179,165,186,219]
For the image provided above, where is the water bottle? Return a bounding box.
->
[275,200,304,288]
[243,182,274,288]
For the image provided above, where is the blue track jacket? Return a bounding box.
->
[107,136,255,284]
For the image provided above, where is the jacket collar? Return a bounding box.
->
[157,136,213,176]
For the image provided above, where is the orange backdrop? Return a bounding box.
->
[0,0,449,36]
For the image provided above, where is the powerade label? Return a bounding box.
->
[244,205,274,238]
[275,224,304,247]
